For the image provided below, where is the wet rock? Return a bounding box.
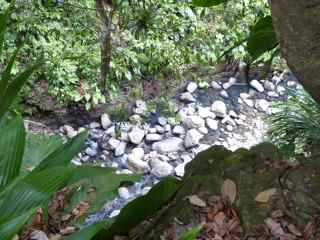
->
[211,101,227,118]
[128,127,145,145]
[180,92,196,103]
[250,80,264,93]
[152,137,184,154]
[101,113,112,129]
[186,82,198,93]
[184,129,203,148]
[150,159,173,178]
[206,118,219,130]
[146,133,163,142]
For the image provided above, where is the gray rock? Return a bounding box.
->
[197,106,214,119]
[134,100,147,115]
[256,99,270,113]
[158,117,167,126]
[118,187,131,200]
[184,129,203,148]
[180,92,196,102]
[186,82,198,93]
[128,127,145,144]
[184,115,205,129]
[211,101,227,118]
[250,80,264,92]
[243,98,254,107]
[90,122,100,129]
[85,147,97,157]
[101,113,112,129]
[61,125,77,138]
[172,125,185,135]
[152,137,184,154]
[150,159,173,178]
[156,125,165,134]
[211,81,222,90]
[264,81,276,91]
[164,124,171,132]
[127,148,149,173]
[114,141,127,157]
[223,77,237,89]
[267,91,279,98]
[206,118,218,130]
[108,137,121,150]
[220,90,229,99]
[146,133,162,142]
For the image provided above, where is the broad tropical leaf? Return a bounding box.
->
[22,133,63,174]
[33,131,87,172]
[64,221,107,240]
[95,177,181,238]
[0,208,37,240]
[192,0,228,7]
[247,16,278,59]
[0,115,25,190]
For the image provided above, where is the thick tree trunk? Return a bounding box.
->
[268,0,320,104]
[96,0,113,91]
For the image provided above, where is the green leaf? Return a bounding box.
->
[0,4,11,57]
[0,48,19,99]
[177,225,202,240]
[0,167,73,220]
[192,0,228,7]
[247,16,278,59]
[0,115,26,190]
[33,131,87,172]
[0,64,39,119]
[64,221,107,240]
[95,177,181,238]
[0,208,36,240]
[22,134,63,174]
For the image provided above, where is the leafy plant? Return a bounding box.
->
[267,89,320,158]
[177,225,203,240]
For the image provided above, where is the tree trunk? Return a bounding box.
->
[96,0,113,92]
[268,0,320,105]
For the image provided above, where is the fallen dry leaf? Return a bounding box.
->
[255,188,277,203]
[187,195,207,207]
[221,179,237,204]
[265,218,285,237]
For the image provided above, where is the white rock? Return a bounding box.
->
[277,85,286,95]
[194,144,211,154]
[146,133,162,142]
[240,93,250,99]
[250,80,264,92]
[173,125,185,135]
[264,81,276,91]
[199,127,208,135]
[187,82,198,93]
[184,129,203,148]
[62,125,77,138]
[287,81,297,87]
[156,125,165,133]
[152,137,184,154]
[118,187,131,200]
[211,81,222,90]
[128,127,145,144]
[30,231,48,240]
[134,100,147,115]
[141,186,152,195]
[150,159,173,178]
[256,99,270,112]
[211,101,227,118]
[109,210,121,218]
[223,77,237,89]
[164,124,171,132]
[272,75,282,84]
[115,142,127,157]
[120,131,129,141]
[175,163,186,177]
[197,106,214,119]
[267,91,279,98]
[220,90,229,99]
[180,92,196,102]
[206,118,218,130]
[158,117,167,126]
[127,148,149,173]
[243,98,254,107]
[108,137,121,150]
[106,126,116,136]
[229,110,238,118]
[226,125,233,132]
[184,115,205,129]
[148,127,157,134]
[90,122,100,129]
[222,116,236,126]
[85,147,97,157]
[101,113,112,129]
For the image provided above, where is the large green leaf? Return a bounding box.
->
[64,221,107,240]
[0,64,39,119]
[33,131,87,172]
[247,16,278,59]
[94,177,181,239]
[22,133,63,174]
[67,170,141,217]
[192,0,228,7]
[0,208,36,240]
[0,48,19,99]
[0,115,26,190]
[177,225,202,240]
[0,167,74,220]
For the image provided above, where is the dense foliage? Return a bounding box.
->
[0,0,271,110]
